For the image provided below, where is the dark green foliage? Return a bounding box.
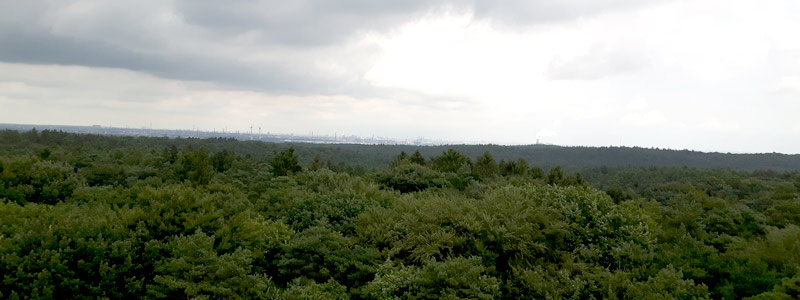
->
[211,150,235,173]
[149,229,278,299]
[376,163,450,193]
[0,157,84,204]
[765,198,800,226]
[473,151,498,178]
[390,151,408,168]
[746,275,800,299]
[309,154,323,171]
[547,166,585,186]
[277,226,380,288]
[499,158,529,176]
[283,278,350,300]
[409,150,426,165]
[529,166,545,179]
[270,147,302,176]
[175,148,214,186]
[430,149,472,173]
[1,129,799,299]
[38,148,51,160]
[164,145,178,164]
[283,169,387,234]
[547,165,564,184]
[365,257,500,299]
[82,161,126,186]
[605,186,634,203]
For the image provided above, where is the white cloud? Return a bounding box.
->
[535,120,561,144]
[546,43,649,80]
[621,110,667,127]
[700,120,740,132]
[769,76,800,93]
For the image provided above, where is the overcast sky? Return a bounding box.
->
[1,0,800,153]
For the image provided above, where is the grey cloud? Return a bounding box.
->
[0,0,400,94]
[173,0,436,46]
[174,0,666,45]
[0,0,664,94]
[469,0,666,27]
[0,29,324,93]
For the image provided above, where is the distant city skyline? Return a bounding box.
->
[0,123,460,146]
[3,122,790,157]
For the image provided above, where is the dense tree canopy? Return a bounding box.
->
[0,129,799,299]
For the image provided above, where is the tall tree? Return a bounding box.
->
[164,145,179,164]
[500,158,529,176]
[211,150,234,173]
[270,147,302,176]
[409,150,426,165]
[473,151,499,178]
[309,155,323,171]
[390,151,409,168]
[431,149,472,173]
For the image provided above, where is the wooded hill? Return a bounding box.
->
[3,129,799,172]
[331,143,800,171]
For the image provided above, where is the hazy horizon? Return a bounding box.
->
[6,122,800,156]
[2,1,800,153]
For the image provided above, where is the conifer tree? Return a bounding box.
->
[271,147,302,176]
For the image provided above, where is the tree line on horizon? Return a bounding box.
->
[4,128,800,172]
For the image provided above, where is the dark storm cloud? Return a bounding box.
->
[0,0,663,93]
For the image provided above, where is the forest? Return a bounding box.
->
[1,129,799,299]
